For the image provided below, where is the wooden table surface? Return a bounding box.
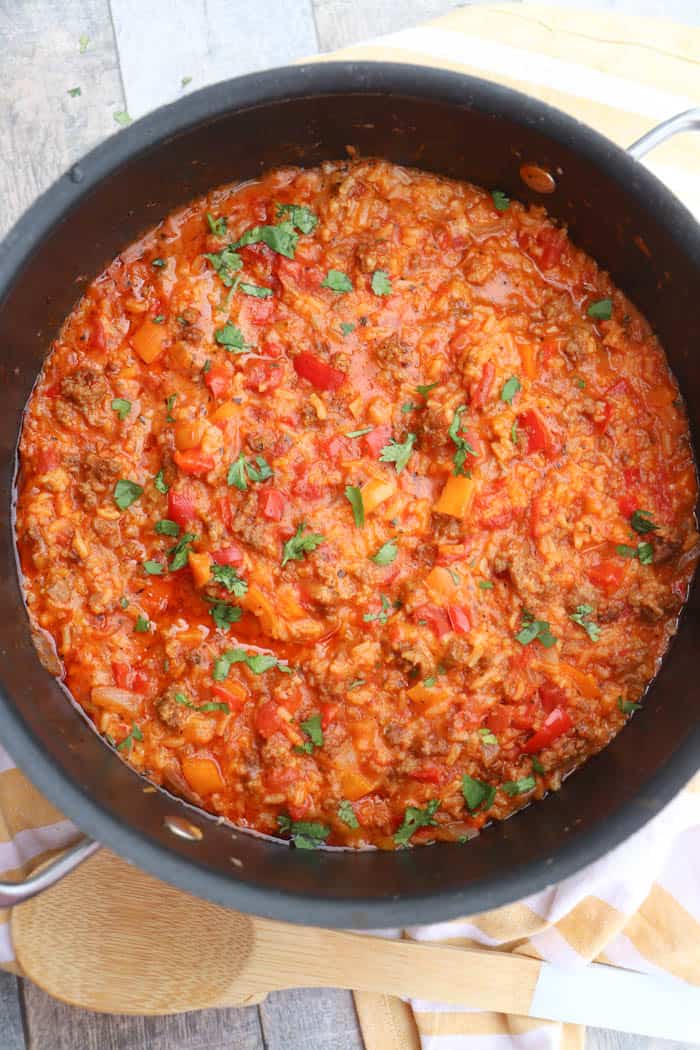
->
[1,1,699,1047]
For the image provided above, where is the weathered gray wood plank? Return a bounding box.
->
[109,0,319,120]
[588,1030,699,1050]
[0,970,25,1050]
[260,988,364,1050]
[311,0,471,52]
[0,0,125,241]
[21,979,265,1050]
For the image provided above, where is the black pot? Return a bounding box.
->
[1,63,699,928]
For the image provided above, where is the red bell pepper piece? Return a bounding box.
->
[173,449,215,476]
[524,707,573,753]
[447,606,471,635]
[293,351,345,392]
[212,544,244,567]
[470,361,495,409]
[211,682,247,712]
[321,702,339,730]
[539,680,568,713]
[259,489,285,521]
[537,228,566,269]
[364,425,392,458]
[255,700,284,739]
[518,409,550,455]
[167,488,197,527]
[588,558,626,595]
[413,604,451,638]
[487,707,512,734]
[204,363,232,399]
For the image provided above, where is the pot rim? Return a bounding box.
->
[1,60,699,926]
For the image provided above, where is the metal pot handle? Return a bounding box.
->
[0,837,100,907]
[628,107,700,159]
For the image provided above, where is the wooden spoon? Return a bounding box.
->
[12,850,539,1015]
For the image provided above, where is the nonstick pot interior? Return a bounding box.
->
[1,63,699,927]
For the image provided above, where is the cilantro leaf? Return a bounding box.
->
[246,455,273,482]
[379,432,416,474]
[206,212,228,237]
[478,727,498,746]
[239,281,273,298]
[416,382,438,396]
[346,426,373,438]
[114,479,143,511]
[363,594,394,624]
[154,469,169,494]
[155,519,180,537]
[277,815,329,850]
[345,485,365,528]
[630,509,658,535]
[214,323,246,352]
[233,221,298,259]
[206,598,243,631]
[340,322,356,336]
[500,376,521,405]
[117,723,143,752]
[616,542,654,564]
[587,298,612,320]
[111,397,131,420]
[143,560,165,576]
[462,775,496,812]
[281,523,325,567]
[275,203,318,234]
[570,604,600,641]
[227,453,248,491]
[479,580,494,590]
[515,612,556,648]
[78,33,89,53]
[165,393,177,422]
[371,539,398,565]
[502,776,536,796]
[618,697,642,714]
[393,800,440,846]
[371,270,392,296]
[113,110,131,127]
[491,189,510,211]
[448,405,477,476]
[531,756,545,774]
[205,246,243,287]
[322,270,353,293]
[293,713,323,755]
[152,257,166,268]
[68,86,82,97]
[213,648,291,681]
[134,615,150,633]
[211,563,248,596]
[337,800,359,829]
[173,692,230,714]
[168,531,196,571]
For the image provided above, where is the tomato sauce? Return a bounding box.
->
[15,159,698,849]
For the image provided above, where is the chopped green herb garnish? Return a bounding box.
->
[113,111,132,127]
[281,523,325,567]
[114,479,143,511]
[117,723,143,752]
[423,676,437,688]
[587,298,612,320]
[111,397,131,420]
[416,382,438,396]
[371,539,398,566]
[401,401,418,414]
[227,453,273,491]
[346,426,373,438]
[322,270,353,293]
[119,596,130,609]
[134,615,150,633]
[153,469,169,494]
[531,756,545,774]
[78,33,89,53]
[277,814,329,850]
[371,270,392,296]
[239,281,273,298]
[168,531,196,571]
[68,86,82,97]
[393,800,440,846]
[206,598,243,631]
[616,542,654,564]
[448,405,476,477]
[165,393,177,422]
[515,612,556,648]
[173,692,230,714]
[293,713,323,754]
[478,727,498,746]
[152,314,165,324]
[511,419,519,445]
[478,580,494,590]
[205,246,243,287]
[214,323,247,352]
[206,212,228,237]
[337,800,359,828]
[340,322,356,336]
[275,203,318,234]
[363,594,394,625]
[502,776,536,796]
[345,485,365,528]
[618,697,642,714]
[211,563,248,596]
[155,519,180,537]
[213,648,291,681]
[233,221,298,259]
[462,775,496,812]
[379,432,416,475]
[348,678,365,690]
[448,568,461,586]
[203,359,212,374]
[500,376,521,405]
[181,76,192,88]
[151,257,166,268]
[491,189,510,211]
[630,509,658,535]
[143,560,165,576]
[574,378,585,390]
[570,604,600,641]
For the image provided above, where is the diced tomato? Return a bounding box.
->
[364,425,392,458]
[217,495,234,532]
[519,409,551,455]
[265,766,299,793]
[588,558,626,595]
[321,702,339,730]
[35,447,61,473]
[245,360,284,393]
[255,701,284,739]
[412,764,445,784]
[618,493,637,518]
[204,363,231,399]
[537,227,566,270]
[112,662,148,694]
[539,681,568,713]
[524,707,573,753]
[212,544,244,567]
[242,296,276,326]
[447,606,471,635]
[211,682,247,712]
[90,317,106,351]
[326,435,353,459]
[413,604,451,638]
[470,361,495,409]
[173,449,215,476]
[277,257,324,292]
[240,242,276,265]
[487,707,512,734]
[263,334,284,358]
[259,489,285,521]
[168,488,197,527]
[293,351,345,392]
[511,703,539,731]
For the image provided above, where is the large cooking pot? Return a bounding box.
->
[1,64,699,928]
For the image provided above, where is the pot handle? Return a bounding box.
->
[628,107,700,160]
[0,837,100,907]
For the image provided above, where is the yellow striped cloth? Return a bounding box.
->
[1,7,700,1049]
